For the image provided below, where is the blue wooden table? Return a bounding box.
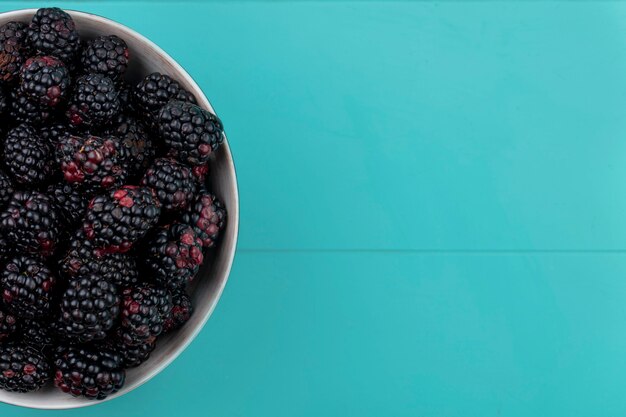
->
[3,1,626,416]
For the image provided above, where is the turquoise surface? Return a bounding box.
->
[1,1,626,415]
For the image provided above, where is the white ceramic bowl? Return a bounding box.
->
[0,9,239,409]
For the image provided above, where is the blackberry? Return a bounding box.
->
[143,224,203,291]
[180,193,226,248]
[0,308,18,342]
[118,285,170,346]
[9,89,52,125]
[82,186,161,254]
[141,158,197,212]
[0,191,62,257]
[81,35,129,81]
[105,114,155,178]
[58,275,119,343]
[28,8,81,65]
[0,169,15,210]
[105,338,155,368]
[56,134,128,195]
[0,343,50,392]
[66,73,120,129]
[21,319,56,352]
[54,345,125,399]
[19,56,70,107]
[47,182,88,226]
[163,291,193,333]
[39,121,70,146]
[3,124,54,186]
[158,100,224,166]
[1,255,57,319]
[132,72,196,122]
[0,21,30,82]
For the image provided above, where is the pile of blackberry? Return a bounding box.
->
[0,8,227,400]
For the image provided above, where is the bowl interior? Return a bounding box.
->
[0,9,238,410]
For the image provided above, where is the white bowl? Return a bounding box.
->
[0,9,239,409]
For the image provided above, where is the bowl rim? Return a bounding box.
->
[0,8,239,410]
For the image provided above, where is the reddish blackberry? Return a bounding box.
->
[55,134,128,195]
[66,73,120,129]
[143,224,203,291]
[163,291,193,333]
[158,100,224,166]
[19,56,70,107]
[3,124,54,186]
[105,337,155,368]
[82,186,161,254]
[9,89,52,125]
[0,21,30,82]
[58,275,120,343]
[132,72,196,122]
[192,163,209,186]
[28,8,81,65]
[0,169,15,210]
[0,308,18,342]
[0,343,50,392]
[81,35,129,81]
[21,319,56,351]
[54,345,125,399]
[180,193,226,248]
[39,121,70,146]
[0,191,62,257]
[105,113,155,178]
[47,182,88,227]
[118,285,170,346]
[1,255,57,319]
[141,158,197,212]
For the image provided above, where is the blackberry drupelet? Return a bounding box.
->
[180,193,226,248]
[81,35,129,81]
[0,169,15,210]
[0,21,30,82]
[141,157,197,212]
[3,123,54,186]
[28,7,81,65]
[143,224,203,291]
[1,255,57,319]
[54,345,125,399]
[9,89,52,125]
[117,285,170,346]
[19,56,70,107]
[132,72,196,122]
[56,134,128,195]
[66,73,120,129]
[58,274,119,343]
[158,100,224,166]
[163,290,193,333]
[47,182,88,226]
[0,308,18,342]
[82,186,161,254]
[0,191,62,257]
[0,343,50,392]
[105,114,155,178]
[105,337,155,368]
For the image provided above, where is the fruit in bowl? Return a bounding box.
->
[0,7,238,408]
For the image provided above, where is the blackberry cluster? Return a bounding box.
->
[0,7,228,400]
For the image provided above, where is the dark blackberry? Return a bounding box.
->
[47,182,88,227]
[66,73,120,129]
[163,291,193,333]
[180,193,226,248]
[9,89,52,125]
[21,319,56,352]
[39,121,70,146]
[57,275,119,343]
[0,169,15,210]
[158,100,224,166]
[81,35,129,81]
[59,232,140,288]
[55,134,128,195]
[105,113,155,178]
[117,285,170,346]
[0,21,30,82]
[82,186,161,254]
[104,337,155,368]
[143,224,203,291]
[1,255,57,319]
[54,345,125,399]
[28,8,81,65]
[132,72,196,122]
[19,56,70,107]
[0,308,18,342]
[3,123,54,186]
[0,343,50,392]
[141,158,197,212]
[0,191,62,257]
